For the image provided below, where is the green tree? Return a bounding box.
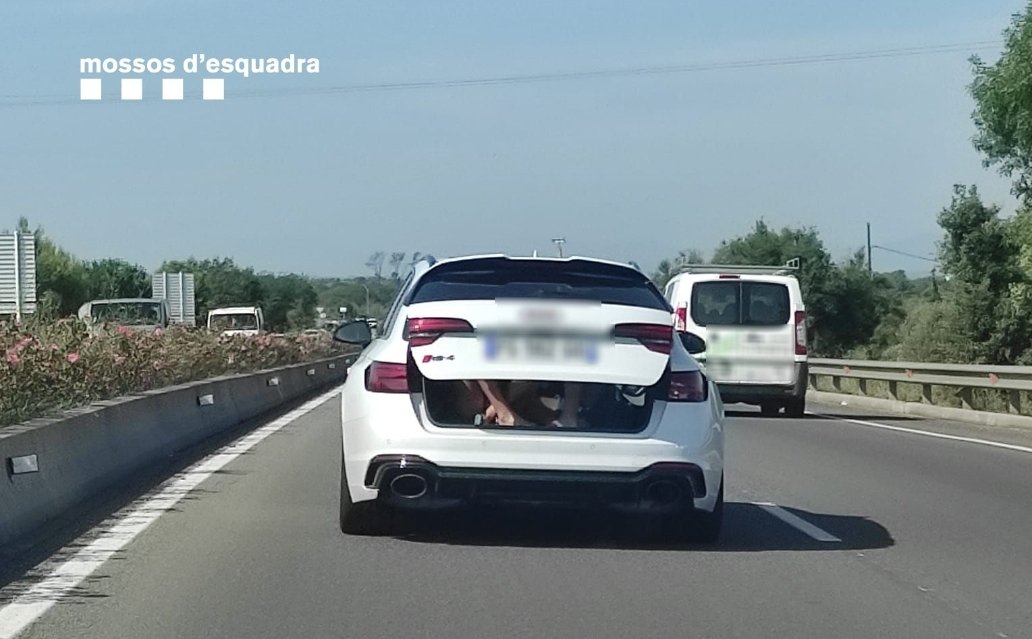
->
[651,248,705,290]
[83,259,150,299]
[936,185,1027,363]
[388,252,406,279]
[971,4,1032,199]
[1009,204,1032,330]
[883,299,970,363]
[259,273,318,331]
[159,257,265,321]
[312,276,401,324]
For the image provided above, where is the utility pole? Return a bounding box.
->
[358,283,371,317]
[866,222,873,278]
[551,237,566,258]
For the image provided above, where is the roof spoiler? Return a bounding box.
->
[678,258,800,276]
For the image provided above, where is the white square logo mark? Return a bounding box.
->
[162,78,184,101]
[202,78,224,101]
[80,78,102,101]
[121,78,143,101]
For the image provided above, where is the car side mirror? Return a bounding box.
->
[678,331,706,355]
[333,320,373,346]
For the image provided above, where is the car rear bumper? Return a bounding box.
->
[341,394,723,512]
[365,455,707,514]
[715,362,808,403]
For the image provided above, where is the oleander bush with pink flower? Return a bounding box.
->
[1,320,348,427]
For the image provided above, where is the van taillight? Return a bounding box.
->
[405,318,474,347]
[794,311,807,355]
[365,361,409,393]
[614,323,673,354]
[675,306,688,331]
[668,370,707,402]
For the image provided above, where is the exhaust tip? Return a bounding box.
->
[390,473,429,499]
[644,479,683,504]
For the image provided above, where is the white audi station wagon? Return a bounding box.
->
[333,255,725,541]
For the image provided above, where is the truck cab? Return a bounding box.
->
[207,306,264,337]
[77,298,170,334]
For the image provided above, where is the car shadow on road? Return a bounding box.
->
[392,502,894,552]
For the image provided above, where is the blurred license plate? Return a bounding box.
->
[485,335,597,363]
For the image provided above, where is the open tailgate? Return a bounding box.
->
[407,299,672,386]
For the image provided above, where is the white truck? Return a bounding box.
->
[207,306,264,337]
[77,298,171,334]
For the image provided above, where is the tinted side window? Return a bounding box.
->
[742,282,790,325]
[691,282,740,326]
[690,281,790,326]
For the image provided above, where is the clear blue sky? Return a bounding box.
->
[0,0,1025,277]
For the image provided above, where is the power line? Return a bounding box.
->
[871,245,940,264]
[0,39,1003,107]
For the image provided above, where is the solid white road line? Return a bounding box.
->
[0,386,344,639]
[808,412,1032,455]
[754,502,842,543]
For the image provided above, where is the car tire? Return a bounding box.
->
[688,479,723,543]
[339,455,393,536]
[661,478,724,544]
[784,397,806,418]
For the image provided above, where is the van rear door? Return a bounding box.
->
[686,278,799,385]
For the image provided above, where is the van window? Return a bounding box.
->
[690,281,790,326]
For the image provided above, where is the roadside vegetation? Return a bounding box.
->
[0,320,344,427]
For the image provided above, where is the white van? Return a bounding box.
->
[664,262,808,417]
[207,306,264,337]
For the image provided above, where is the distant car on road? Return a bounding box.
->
[663,262,807,417]
[332,254,725,541]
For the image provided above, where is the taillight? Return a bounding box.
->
[675,306,688,331]
[668,370,708,402]
[405,317,474,347]
[794,310,807,355]
[365,361,409,393]
[614,323,673,354]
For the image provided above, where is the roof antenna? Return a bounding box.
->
[532,249,539,257]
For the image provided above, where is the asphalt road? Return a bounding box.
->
[3,393,1032,639]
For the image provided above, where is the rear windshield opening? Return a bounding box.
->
[422,378,656,433]
[408,258,669,310]
[690,281,790,327]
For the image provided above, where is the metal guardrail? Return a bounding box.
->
[808,358,1032,414]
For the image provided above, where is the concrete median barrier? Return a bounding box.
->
[0,355,353,550]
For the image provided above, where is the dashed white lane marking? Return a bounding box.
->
[754,502,842,543]
[0,386,343,639]
[809,412,1032,455]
